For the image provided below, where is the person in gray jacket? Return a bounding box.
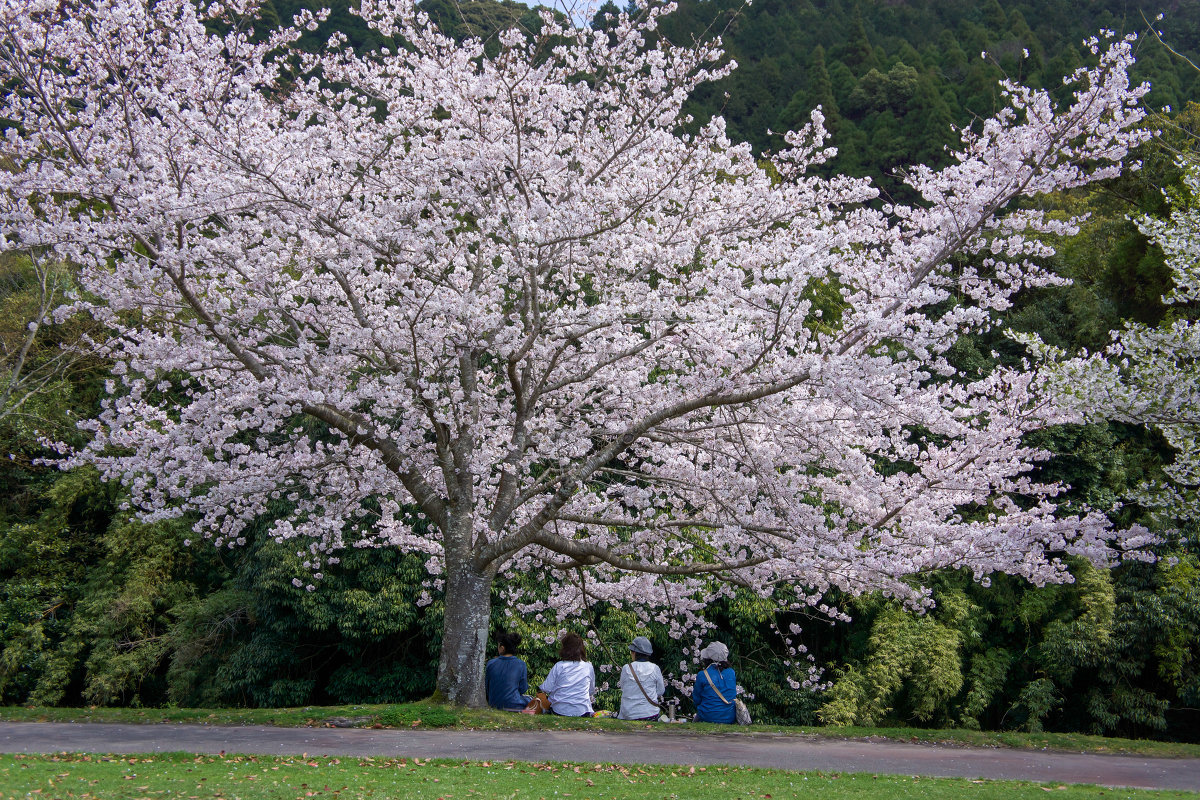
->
[617,635,665,721]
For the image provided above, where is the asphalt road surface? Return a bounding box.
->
[1,722,1198,792]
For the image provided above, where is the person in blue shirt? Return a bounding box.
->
[485,631,530,711]
[691,641,736,724]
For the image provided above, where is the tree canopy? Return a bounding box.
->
[0,0,1175,706]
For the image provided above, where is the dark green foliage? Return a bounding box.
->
[1010,677,1059,733]
[840,6,879,74]
[808,557,1200,741]
[817,595,968,727]
[0,464,446,708]
[899,68,956,165]
[655,0,1199,193]
[959,647,1012,730]
[845,62,919,117]
[38,511,198,706]
[266,0,388,53]
[0,469,112,704]
[0,463,197,708]
[164,534,443,707]
[264,0,545,56]
[420,0,546,55]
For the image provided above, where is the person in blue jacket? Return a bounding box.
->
[485,631,531,711]
[691,641,736,724]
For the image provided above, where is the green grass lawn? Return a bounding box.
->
[2,752,1197,800]
[2,700,1199,759]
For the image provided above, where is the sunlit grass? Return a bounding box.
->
[2,752,1197,800]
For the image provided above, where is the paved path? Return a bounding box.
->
[1,722,1197,792]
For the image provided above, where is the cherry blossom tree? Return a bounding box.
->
[0,0,1157,704]
[1029,161,1200,528]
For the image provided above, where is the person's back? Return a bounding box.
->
[692,664,736,723]
[618,660,665,720]
[541,659,595,716]
[485,631,530,711]
[540,632,596,717]
[485,654,529,710]
[618,636,664,721]
[692,641,736,724]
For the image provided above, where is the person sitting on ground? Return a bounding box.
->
[485,631,531,712]
[539,632,596,717]
[617,635,665,721]
[691,641,737,724]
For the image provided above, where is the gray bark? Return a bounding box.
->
[435,558,496,707]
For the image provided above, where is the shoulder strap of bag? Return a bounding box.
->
[627,663,661,707]
[702,666,731,704]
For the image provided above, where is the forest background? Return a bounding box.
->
[2,0,1199,741]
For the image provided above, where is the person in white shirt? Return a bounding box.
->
[617,635,665,721]
[539,632,596,717]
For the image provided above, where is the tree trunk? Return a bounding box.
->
[435,559,495,707]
